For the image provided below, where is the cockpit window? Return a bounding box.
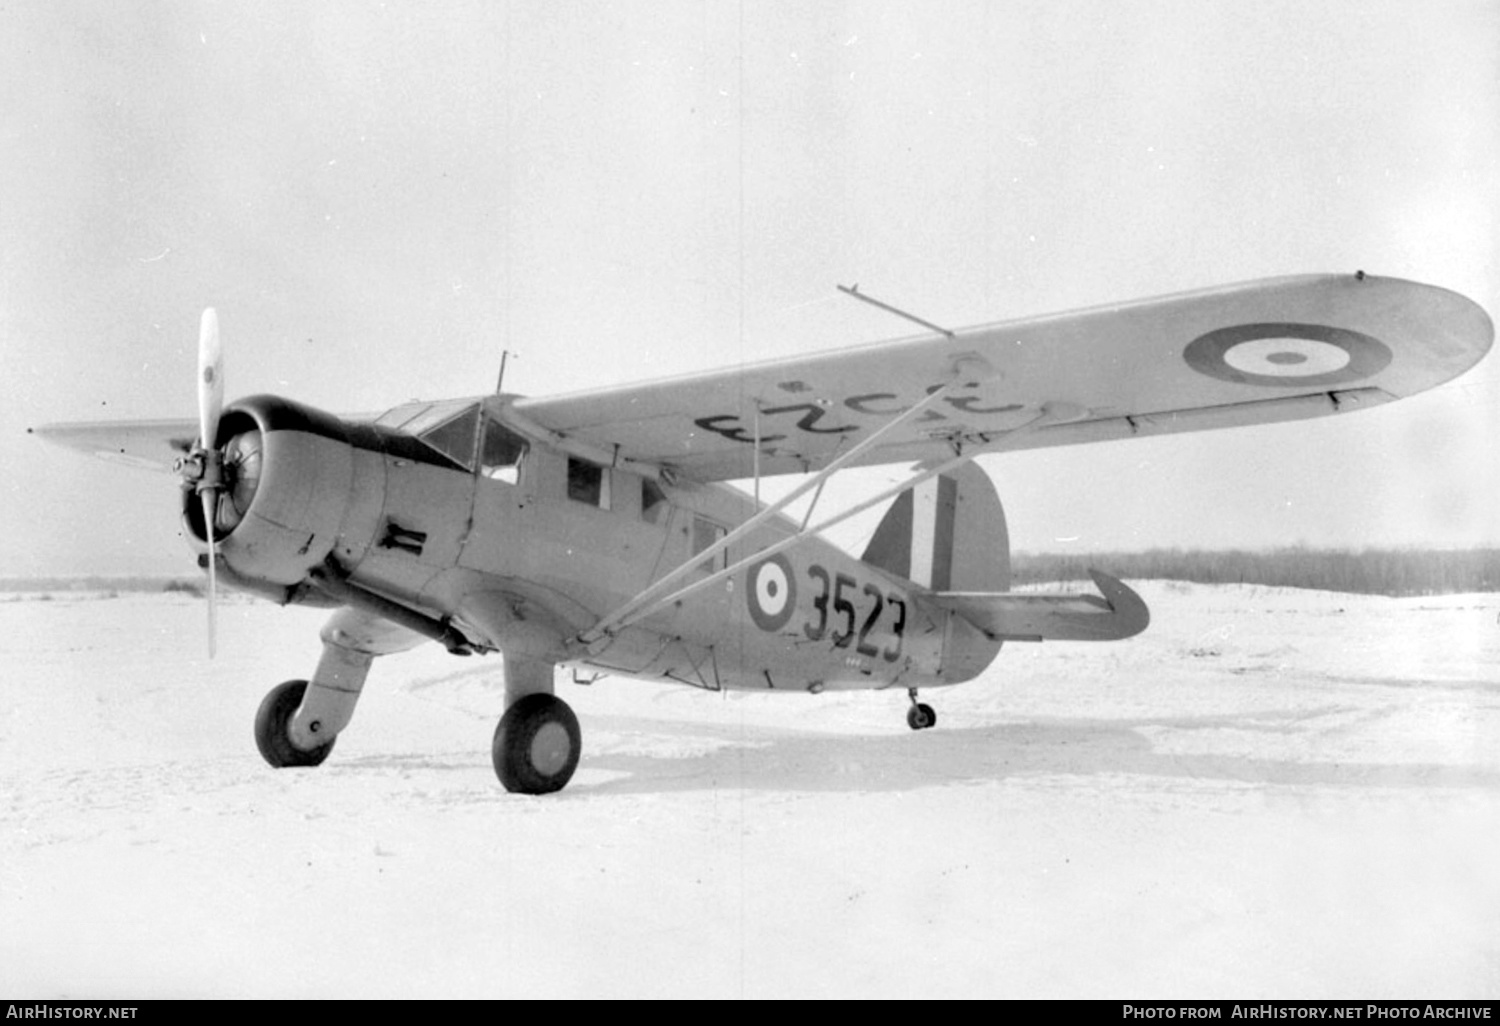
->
[372,401,525,479]
[373,401,485,470]
[418,406,480,469]
[403,400,477,438]
[374,403,430,430]
[480,418,528,483]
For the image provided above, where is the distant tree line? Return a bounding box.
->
[1010,547,1500,597]
[0,576,202,595]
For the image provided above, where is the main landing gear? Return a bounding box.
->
[906,687,937,731]
[491,656,580,794]
[492,693,581,795]
[253,627,377,771]
[249,622,582,792]
[248,609,583,794]
[251,673,583,794]
[255,679,336,766]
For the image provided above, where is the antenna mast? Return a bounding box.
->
[837,284,955,338]
[495,350,516,393]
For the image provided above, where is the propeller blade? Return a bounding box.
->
[197,308,223,660]
[201,488,218,659]
[198,308,223,450]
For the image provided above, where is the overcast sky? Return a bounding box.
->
[2,0,1497,577]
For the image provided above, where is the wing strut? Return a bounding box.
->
[578,356,995,646]
[577,398,1080,647]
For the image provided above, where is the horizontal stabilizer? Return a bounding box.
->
[932,570,1150,642]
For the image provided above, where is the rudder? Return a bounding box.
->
[860,463,1010,591]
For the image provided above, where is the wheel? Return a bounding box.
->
[254,679,336,768]
[906,702,936,731]
[492,693,581,794]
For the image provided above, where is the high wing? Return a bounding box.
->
[509,274,1492,482]
[31,410,374,471]
[32,274,1491,483]
[29,417,199,472]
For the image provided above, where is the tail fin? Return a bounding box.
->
[862,467,1150,643]
[860,462,1009,591]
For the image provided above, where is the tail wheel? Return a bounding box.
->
[492,693,581,794]
[254,679,336,768]
[906,702,937,731]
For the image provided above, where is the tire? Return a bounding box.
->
[254,679,336,768]
[906,702,937,731]
[492,693,581,794]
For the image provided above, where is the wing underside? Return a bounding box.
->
[509,274,1492,482]
[31,275,1492,486]
[29,417,199,472]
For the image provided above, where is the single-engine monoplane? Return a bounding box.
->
[33,273,1493,793]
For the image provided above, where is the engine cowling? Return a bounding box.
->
[183,395,360,591]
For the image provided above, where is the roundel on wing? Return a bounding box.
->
[746,554,797,632]
[1183,323,1392,387]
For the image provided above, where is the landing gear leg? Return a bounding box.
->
[252,607,427,770]
[254,639,373,768]
[492,656,580,794]
[905,687,936,731]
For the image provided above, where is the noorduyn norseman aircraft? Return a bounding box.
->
[33,273,1493,793]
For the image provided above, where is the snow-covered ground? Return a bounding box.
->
[2,583,1497,998]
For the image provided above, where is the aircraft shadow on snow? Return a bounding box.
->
[336,707,1499,798]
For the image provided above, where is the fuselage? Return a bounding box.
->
[189,393,1002,694]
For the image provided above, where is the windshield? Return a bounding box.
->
[373,400,483,471]
[373,402,431,430]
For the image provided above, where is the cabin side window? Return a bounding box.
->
[692,516,727,572]
[641,478,669,524]
[568,457,611,509]
[480,419,528,484]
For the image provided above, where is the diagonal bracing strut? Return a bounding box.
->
[577,396,1078,648]
[578,363,985,645]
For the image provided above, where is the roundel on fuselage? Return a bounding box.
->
[746,554,797,632]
